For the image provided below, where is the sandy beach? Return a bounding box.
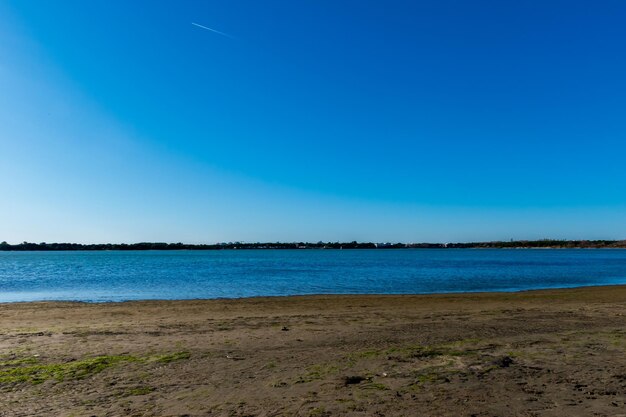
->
[1,286,625,416]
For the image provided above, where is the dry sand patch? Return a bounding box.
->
[0,286,625,416]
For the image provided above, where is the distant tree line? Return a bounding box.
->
[438,239,626,249]
[0,240,625,251]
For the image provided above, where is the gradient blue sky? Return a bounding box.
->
[1,0,625,244]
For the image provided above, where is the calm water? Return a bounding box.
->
[1,249,626,303]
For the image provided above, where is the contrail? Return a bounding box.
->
[191,22,234,39]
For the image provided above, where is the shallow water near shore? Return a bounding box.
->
[1,249,626,303]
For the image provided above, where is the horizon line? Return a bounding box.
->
[2,239,625,247]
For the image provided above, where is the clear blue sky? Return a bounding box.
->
[1,0,625,244]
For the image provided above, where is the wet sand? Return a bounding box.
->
[1,286,626,416]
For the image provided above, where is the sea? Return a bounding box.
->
[1,249,626,303]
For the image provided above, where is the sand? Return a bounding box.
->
[1,286,626,416]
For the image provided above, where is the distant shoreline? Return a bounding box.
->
[2,239,625,251]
